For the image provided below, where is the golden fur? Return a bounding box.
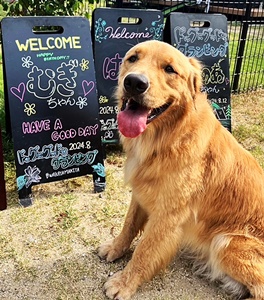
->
[98,40,264,300]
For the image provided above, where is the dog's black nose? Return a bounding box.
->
[124,74,149,95]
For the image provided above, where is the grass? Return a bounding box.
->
[228,24,264,91]
[232,90,264,168]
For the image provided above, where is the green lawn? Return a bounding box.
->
[228,24,264,92]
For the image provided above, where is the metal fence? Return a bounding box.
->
[79,0,264,93]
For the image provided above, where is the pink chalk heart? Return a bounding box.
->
[82,80,95,97]
[10,82,26,102]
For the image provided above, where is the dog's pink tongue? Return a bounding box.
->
[118,107,149,138]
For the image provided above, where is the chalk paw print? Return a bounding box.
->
[24,103,36,116]
[79,58,89,71]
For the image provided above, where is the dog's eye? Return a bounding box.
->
[128,55,138,63]
[165,65,176,74]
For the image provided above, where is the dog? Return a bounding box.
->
[98,40,264,300]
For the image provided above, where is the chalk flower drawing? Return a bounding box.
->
[24,103,36,116]
[22,56,34,68]
[16,166,41,190]
[24,165,41,188]
[80,58,89,71]
[76,96,87,109]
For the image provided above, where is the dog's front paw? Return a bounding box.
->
[98,239,126,262]
[104,271,137,300]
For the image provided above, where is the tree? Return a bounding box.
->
[0,0,84,16]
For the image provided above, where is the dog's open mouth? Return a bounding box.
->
[117,98,171,138]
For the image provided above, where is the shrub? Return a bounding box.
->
[0,0,84,16]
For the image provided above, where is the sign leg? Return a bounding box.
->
[18,186,33,207]
[93,173,106,193]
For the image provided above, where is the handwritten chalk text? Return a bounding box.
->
[46,167,80,179]
[51,124,99,142]
[105,26,152,40]
[22,119,51,134]
[51,150,98,170]
[17,143,68,165]
[15,36,81,52]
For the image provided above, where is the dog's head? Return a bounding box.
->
[116,40,203,138]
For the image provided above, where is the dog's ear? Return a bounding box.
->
[188,57,203,98]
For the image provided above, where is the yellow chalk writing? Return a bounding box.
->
[15,36,81,52]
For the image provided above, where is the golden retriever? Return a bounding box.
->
[98,40,264,300]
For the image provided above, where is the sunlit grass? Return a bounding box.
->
[228,24,264,91]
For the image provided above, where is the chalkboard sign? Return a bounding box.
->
[92,8,164,144]
[164,13,231,131]
[1,17,105,206]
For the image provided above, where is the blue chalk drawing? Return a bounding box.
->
[94,18,108,43]
[149,16,164,40]
[17,165,42,190]
[17,175,27,191]
[92,163,106,177]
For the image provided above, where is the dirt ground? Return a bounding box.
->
[0,168,230,300]
[0,151,232,300]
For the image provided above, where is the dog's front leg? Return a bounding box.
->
[103,214,183,300]
[98,194,148,262]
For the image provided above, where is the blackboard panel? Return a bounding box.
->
[164,13,231,131]
[92,8,164,144]
[1,16,105,205]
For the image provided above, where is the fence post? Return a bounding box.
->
[232,1,253,92]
